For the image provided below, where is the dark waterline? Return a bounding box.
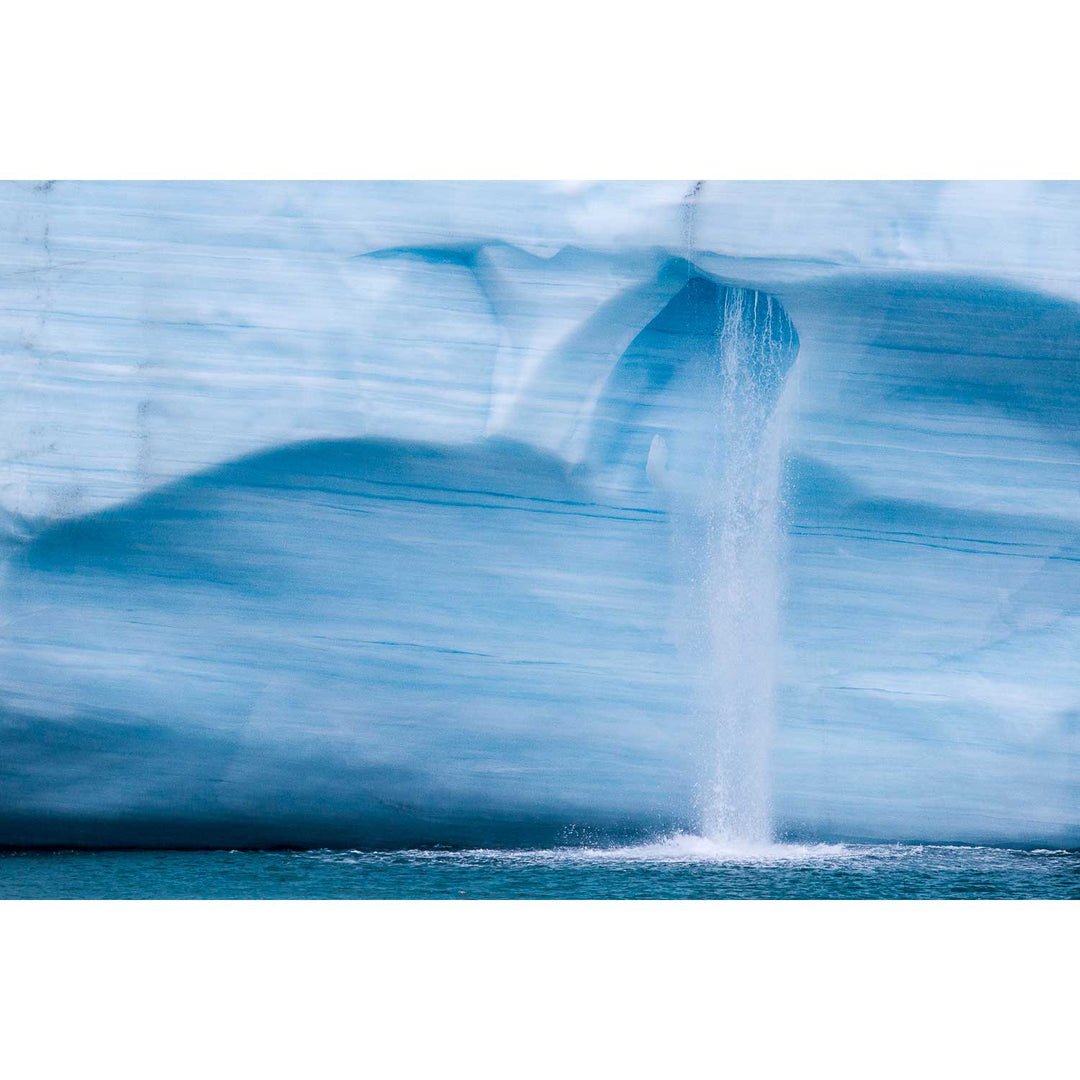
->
[1,840,1077,899]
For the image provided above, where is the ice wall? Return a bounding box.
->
[1,182,1076,846]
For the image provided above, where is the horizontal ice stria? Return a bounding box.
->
[0,181,1077,847]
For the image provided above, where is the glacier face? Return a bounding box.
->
[0,181,1077,847]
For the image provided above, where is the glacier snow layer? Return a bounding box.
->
[1,181,1077,847]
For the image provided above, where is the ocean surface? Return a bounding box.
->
[2,837,1076,899]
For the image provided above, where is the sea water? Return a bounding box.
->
[1,842,1075,899]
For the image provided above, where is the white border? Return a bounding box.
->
[3,901,1075,1079]
[3,2,1078,179]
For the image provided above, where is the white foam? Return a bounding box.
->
[569,832,849,864]
[321,833,853,866]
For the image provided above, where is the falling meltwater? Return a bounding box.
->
[697,288,793,843]
[676,184,798,846]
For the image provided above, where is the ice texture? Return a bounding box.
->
[0,181,1077,847]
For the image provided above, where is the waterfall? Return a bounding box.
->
[675,182,796,844]
[688,287,792,844]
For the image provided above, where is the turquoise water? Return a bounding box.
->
[1,837,1076,899]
